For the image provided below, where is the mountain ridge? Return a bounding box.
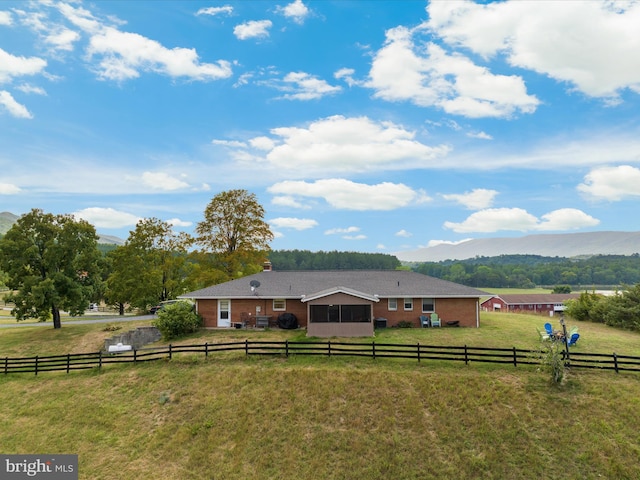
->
[397,231,640,262]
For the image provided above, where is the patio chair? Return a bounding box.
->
[419,315,430,328]
[537,327,550,341]
[566,333,580,347]
[544,323,554,336]
[430,313,441,327]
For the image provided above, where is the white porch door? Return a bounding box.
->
[218,299,231,327]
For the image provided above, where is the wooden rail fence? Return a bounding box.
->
[2,341,639,375]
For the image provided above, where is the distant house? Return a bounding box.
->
[480,294,580,316]
[180,265,488,337]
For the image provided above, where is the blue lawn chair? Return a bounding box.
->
[566,333,580,346]
[419,315,430,328]
[544,323,554,336]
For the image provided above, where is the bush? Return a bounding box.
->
[152,301,202,340]
[396,320,413,328]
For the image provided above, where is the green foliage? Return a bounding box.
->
[269,249,401,270]
[395,320,413,328]
[552,285,572,293]
[105,218,194,311]
[195,189,273,279]
[0,209,102,328]
[152,301,202,340]
[537,339,568,384]
[565,285,640,332]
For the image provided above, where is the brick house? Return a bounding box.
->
[480,294,580,316]
[180,267,487,337]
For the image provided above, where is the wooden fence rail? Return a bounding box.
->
[2,341,639,375]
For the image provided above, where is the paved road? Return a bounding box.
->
[0,314,155,328]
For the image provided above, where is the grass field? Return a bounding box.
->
[1,313,640,479]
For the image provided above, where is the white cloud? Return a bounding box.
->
[16,84,47,95]
[45,28,80,51]
[196,6,233,17]
[0,183,21,194]
[0,11,13,25]
[0,90,33,119]
[426,0,640,101]
[269,179,430,211]
[87,27,232,81]
[238,115,449,176]
[442,188,498,210]
[234,20,272,40]
[141,172,190,191]
[167,218,192,228]
[444,207,599,233]
[249,136,276,150]
[537,208,600,231]
[276,71,341,100]
[577,165,640,201]
[467,131,493,140]
[395,229,412,238]
[325,226,360,235]
[212,139,247,148]
[334,67,358,87]
[269,217,318,230]
[73,207,141,229]
[278,0,310,24]
[427,238,473,247]
[344,234,367,241]
[0,48,47,83]
[271,195,311,209]
[366,26,539,118]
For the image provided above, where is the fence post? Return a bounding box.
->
[4,356,7,375]
[372,341,376,360]
[205,342,209,358]
[67,353,71,374]
[613,352,619,374]
[133,349,137,363]
[464,345,469,365]
[99,350,103,370]
[512,347,517,367]
[35,355,38,376]
[417,343,420,363]
[285,340,289,358]
[169,344,172,360]
[245,339,249,356]
[328,340,331,358]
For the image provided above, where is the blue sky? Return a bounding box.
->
[1,1,640,257]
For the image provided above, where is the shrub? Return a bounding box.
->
[152,301,202,340]
[396,320,413,328]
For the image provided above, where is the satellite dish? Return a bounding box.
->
[250,280,261,292]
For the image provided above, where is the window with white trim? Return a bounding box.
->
[404,298,413,311]
[422,298,435,312]
[388,298,397,311]
[273,299,286,311]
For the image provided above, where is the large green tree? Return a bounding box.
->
[195,189,273,278]
[0,209,102,328]
[105,218,193,312]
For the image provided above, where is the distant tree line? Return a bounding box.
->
[268,250,401,271]
[412,254,640,288]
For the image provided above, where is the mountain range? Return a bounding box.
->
[396,231,640,262]
[0,211,124,245]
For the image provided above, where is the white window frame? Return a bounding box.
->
[273,299,286,311]
[388,298,397,311]
[404,298,413,311]
[422,298,435,313]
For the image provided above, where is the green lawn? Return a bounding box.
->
[1,313,639,479]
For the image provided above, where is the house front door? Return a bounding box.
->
[218,299,231,327]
